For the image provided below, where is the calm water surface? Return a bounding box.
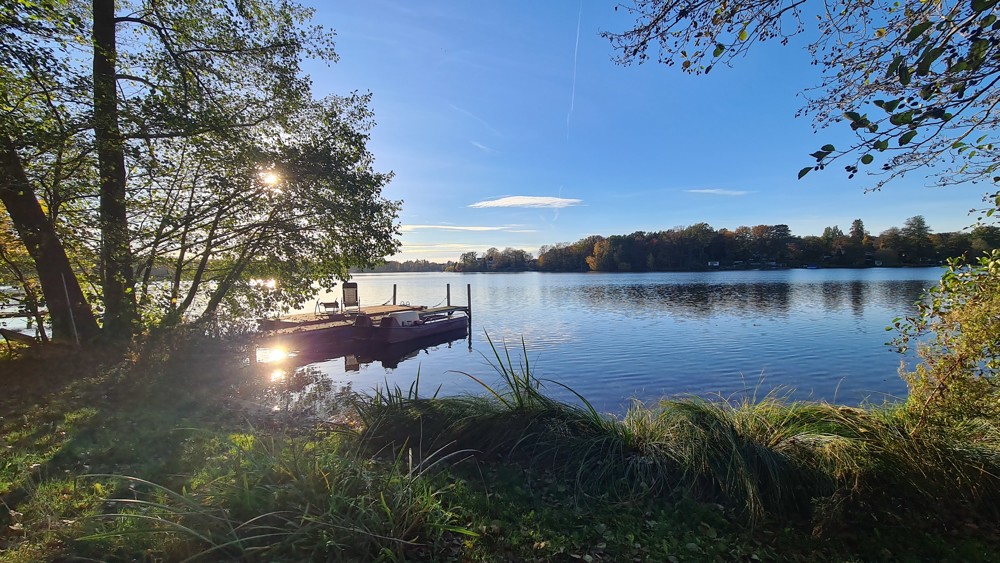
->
[258,269,942,414]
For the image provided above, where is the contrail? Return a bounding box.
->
[566,1,582,138]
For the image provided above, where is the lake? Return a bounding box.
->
[255,268,943,414]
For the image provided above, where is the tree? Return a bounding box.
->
[1,136,101,341]
[93,0,136,338]
[137,95,399,324]
[901,215,933,261]
[849,219,867,241]
[0,0,101,342]
[605,0,1000,187]
[821,225,844,244]
[458,251,479,272]
[1,1,399,340]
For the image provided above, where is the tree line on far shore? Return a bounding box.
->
[374,216,1000,273]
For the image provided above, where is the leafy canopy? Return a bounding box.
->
[605,0,1000,188]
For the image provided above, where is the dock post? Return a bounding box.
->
[392,284,397,305]
[447,284,451,306]
[467,283,472,322]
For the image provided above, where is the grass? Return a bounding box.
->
[2,330,1000,561]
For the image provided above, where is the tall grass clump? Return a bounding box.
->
[357,335,605,462]
[357,336,688,501]
[356,335,1000,531]
[653,394,843,522]
[73,432,474,561]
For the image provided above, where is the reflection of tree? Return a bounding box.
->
[234,362,361,426]
[573,282,794,319]
[821,282,847,312]
[567,279,929,320]
[879,281,932,309]
[848,282,864,318]
[247,329,469,421]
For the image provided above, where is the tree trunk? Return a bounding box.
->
[93,0,137,340]
[0,135,100,342]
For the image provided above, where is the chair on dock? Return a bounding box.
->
[342,282,361,315]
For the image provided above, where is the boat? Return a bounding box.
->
[353,308,469,344]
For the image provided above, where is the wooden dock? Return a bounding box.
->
[255,283,473,352]
[256,305,421,349]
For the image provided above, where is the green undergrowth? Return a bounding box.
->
[2,332,999,561]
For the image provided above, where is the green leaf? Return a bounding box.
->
[821,144,836,152]
[898,64,911,86]
[970,39,990,63]
[738,28,748,41]
[916,47,944,76]
[798,167,812,179]
[713,44,725,57]
[883,99,900,113]
[861,154,874,164]
[875,140,890,151]
[844,111,862,122]
[899,130,918,145]
[886,55,904,79]
[889,111,914,126]
[905,21,933,42]
[972,0,1000,13]
[810,151,830,160]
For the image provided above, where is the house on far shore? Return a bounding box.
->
[707,261,720,268]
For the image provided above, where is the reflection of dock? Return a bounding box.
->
[256,325,470,373]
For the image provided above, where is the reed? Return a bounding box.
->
[359,337,1000,529]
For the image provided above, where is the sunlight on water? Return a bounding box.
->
[255,346,289,363]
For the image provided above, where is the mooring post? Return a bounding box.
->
[393,284,397,305]
[447,283,451,307]
[467,283,472,323]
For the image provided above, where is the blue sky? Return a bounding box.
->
[303,1,990,262]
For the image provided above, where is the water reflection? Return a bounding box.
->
[249,270,943,413]
[569,279,928,322]
[576,282,793,319]
[245,329,471,420]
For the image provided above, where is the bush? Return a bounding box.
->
[896,249,1000,429]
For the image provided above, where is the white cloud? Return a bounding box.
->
[469,196,583,208]
[686,189,750,196]
[392,242,497,259]
[449,103,502,136]
[399,243,491,252]
[471,141,497,153]
[401,224,506,232]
